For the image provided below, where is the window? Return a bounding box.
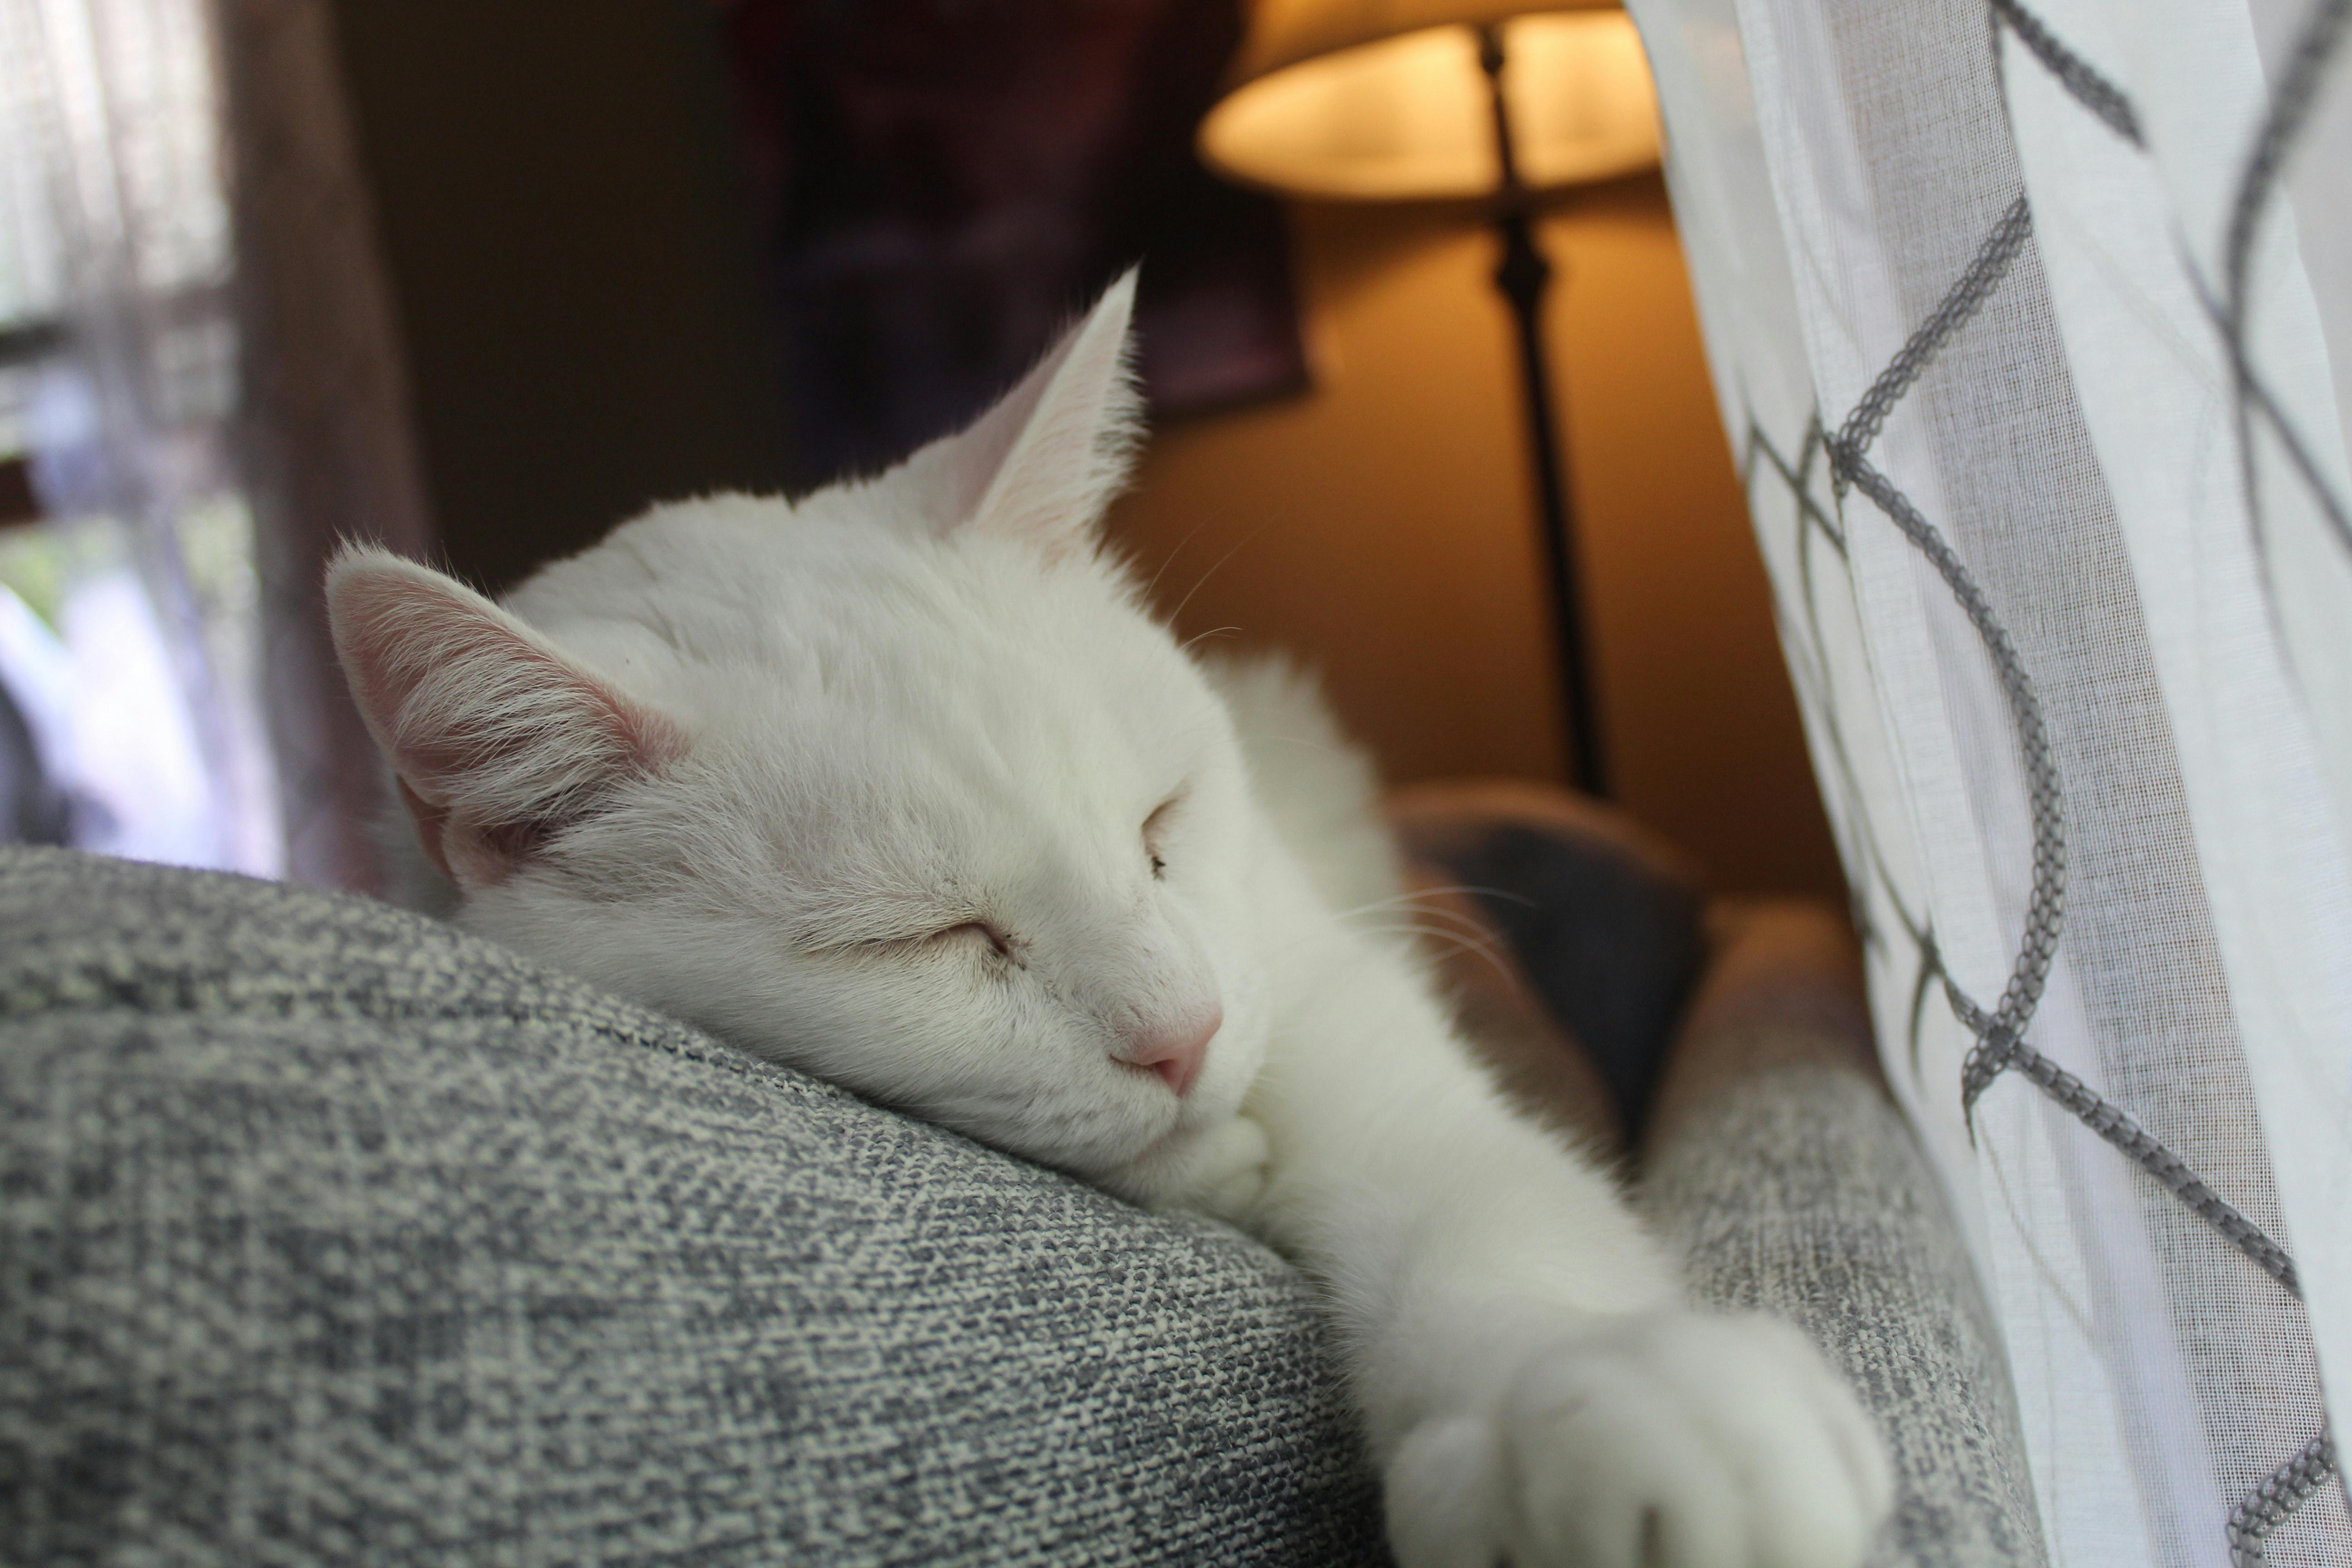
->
[0,0,279,872]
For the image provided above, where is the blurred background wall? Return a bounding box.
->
[328,0,799,592]
[323,0,1841,900]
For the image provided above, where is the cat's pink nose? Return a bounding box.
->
[1117,1003,1221,1097]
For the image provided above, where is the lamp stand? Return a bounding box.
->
[1478,23,1608,798]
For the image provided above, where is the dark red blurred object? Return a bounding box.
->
[718,0,1308,486]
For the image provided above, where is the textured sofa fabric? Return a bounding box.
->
[1647,1065,2047,1568]
[0,847,1388,1566]
[1642,906,2048,1568]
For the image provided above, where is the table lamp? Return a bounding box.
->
[1199,0,1661,796]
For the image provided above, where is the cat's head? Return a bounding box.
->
[326,272,1273,1206]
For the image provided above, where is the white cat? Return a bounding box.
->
[327,272,1892,1568]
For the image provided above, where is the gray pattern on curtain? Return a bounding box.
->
[1627,0,2352,1560]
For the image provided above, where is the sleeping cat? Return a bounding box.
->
[326,272,1891,1568]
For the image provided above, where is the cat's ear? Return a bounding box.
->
[910,267,1142,557]
[325,546,686,891]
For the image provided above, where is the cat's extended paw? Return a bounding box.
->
[1383,1312,1892,1568]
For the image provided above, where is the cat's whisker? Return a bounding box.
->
[1178,626,1243,655]
[1335,904,1498,949]
[1343,921,1518,987]
[1334,888,1481,919]
[1141,519,1218,604]
[1166,524,1272,628]
[1259,899,1507,969]
[1378,916,1509,960]
[1332,886,1535,922]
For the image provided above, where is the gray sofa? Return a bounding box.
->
[0,846,1385,1564]
[0,807,2045,1566]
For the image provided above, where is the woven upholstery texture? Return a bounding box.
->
[0,847,1387,1567]
[1646,1064,2048,1568]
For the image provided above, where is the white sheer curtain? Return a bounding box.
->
[1622,0,2352,1561]
[0,0,280,874]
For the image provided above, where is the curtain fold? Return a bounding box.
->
[1625,0,2352,1561]
[215,0,434,892]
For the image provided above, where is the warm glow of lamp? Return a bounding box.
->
[1198,0,1663,795]
[1200,10,1660,201]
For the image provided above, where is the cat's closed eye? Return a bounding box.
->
[939,920,1015,959]
[843,921,1014,963]
[1143,794,1183,880]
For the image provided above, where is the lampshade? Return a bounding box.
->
[1199,1,1661,201]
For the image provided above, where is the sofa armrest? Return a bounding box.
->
[0,847,1387,1567]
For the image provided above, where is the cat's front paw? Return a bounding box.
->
[1184,1114,1272,1221]
[1383,1312,1892,1568]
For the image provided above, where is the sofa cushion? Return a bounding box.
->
[0,847,1386,1566]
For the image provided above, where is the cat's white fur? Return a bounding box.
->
[328,271,1892,1568]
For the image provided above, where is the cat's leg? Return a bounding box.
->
[1243,869,1891,1568]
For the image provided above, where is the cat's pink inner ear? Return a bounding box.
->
[326,549,685,890]
[915,268,1144,558]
